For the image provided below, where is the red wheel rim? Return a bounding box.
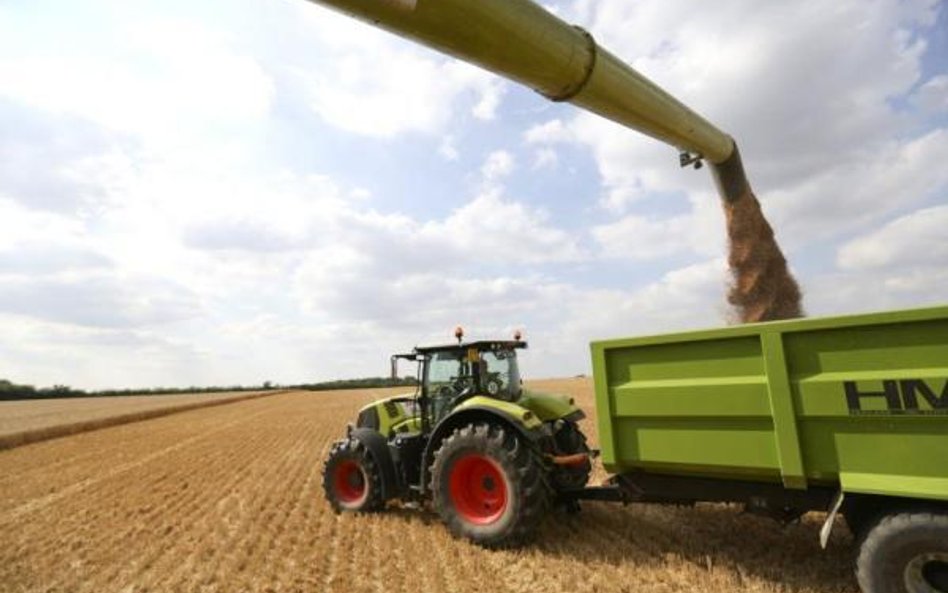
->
[448,453,508,525]
[333,460,367,504]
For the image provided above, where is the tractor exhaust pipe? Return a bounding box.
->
[305,0,803,321]
[549,452,591,467]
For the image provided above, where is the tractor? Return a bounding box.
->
[322,329,592,547]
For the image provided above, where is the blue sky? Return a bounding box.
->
[0,0,946,389]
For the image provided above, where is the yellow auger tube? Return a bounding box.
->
[306,0,734,164]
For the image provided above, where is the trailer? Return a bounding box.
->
[584,305,948,593]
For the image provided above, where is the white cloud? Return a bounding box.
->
[768,128,948,245]
[524,119,574,144]
[838,205,948,270]
[481,150,516,181]
[421,190,582,264]
[801,266,948,317]
[565,259,730,336]
[300,55,500,138]
[294,4,506,138]
[0,18,274,147]
[912,74,948,115]
[438,135,460,161]
[0,244,111,276]
[592,191,725,259]
[0,274,202,329]
[594,214,694,260]
[524,258,732,374]
[0,316,212,390]
[532,148,559,170]
[0,100,137,214]
[472,80,506,121]
[568,113,704,212]
[0,199,89,248]
[292,185,585,323]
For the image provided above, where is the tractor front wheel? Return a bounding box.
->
[322,437,385,513]
[430,422,549,548]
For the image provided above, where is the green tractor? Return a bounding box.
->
[322,330,592,547]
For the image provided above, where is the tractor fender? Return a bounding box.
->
[517,392,585,423]
[421,405,547,492]
[348,427,398,501]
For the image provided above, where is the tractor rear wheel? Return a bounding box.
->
[322,437,385,513]
[430,422,549,548]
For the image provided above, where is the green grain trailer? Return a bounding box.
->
[588,305,948,593]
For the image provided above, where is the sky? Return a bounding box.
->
[0,0,946,390]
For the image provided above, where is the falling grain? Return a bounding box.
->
[724,189,804,322]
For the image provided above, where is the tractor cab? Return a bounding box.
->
[396,336,526,426]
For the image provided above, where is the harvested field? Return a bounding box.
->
[0,379,859,593]
[0,390,278,450]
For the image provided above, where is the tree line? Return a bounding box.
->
[0,376,418,401]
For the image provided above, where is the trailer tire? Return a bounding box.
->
[856,511,948,593]
[430,422,549,548]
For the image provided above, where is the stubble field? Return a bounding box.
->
[0,378,859,593]
[0,390,273,450]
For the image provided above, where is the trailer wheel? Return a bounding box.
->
[322,437,385,513]
[430,422,549,548]
[856,511,948,593]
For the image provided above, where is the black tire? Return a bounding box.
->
[856,511,948,593]
[430,422,549,548]
[322,437,385,513]
[550,421,592,491]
